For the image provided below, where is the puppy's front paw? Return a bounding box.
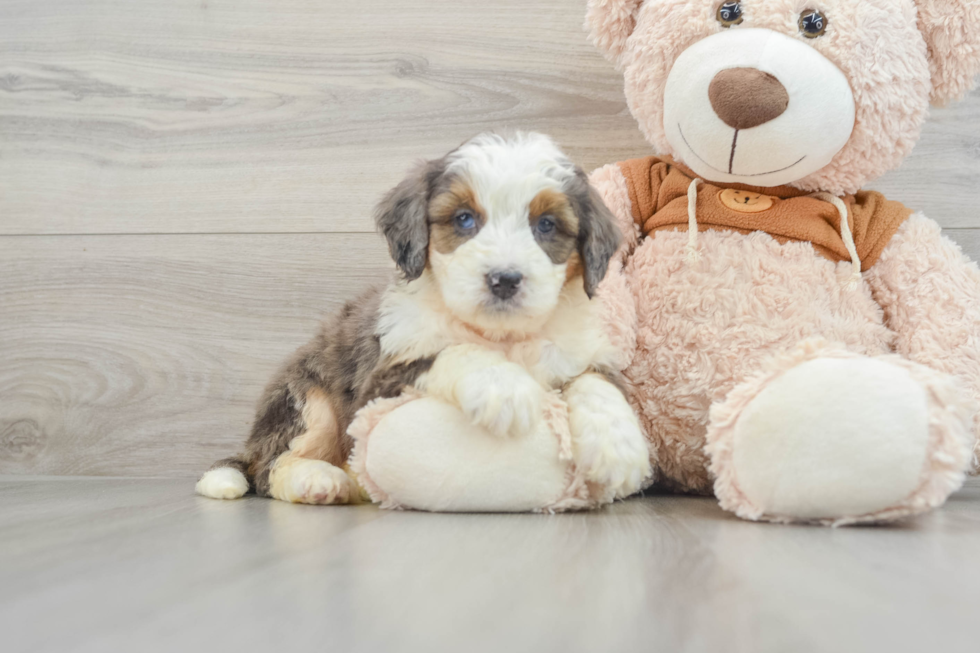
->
[567,376,652,502]
[575,418,651,501]
[456,363,543,438]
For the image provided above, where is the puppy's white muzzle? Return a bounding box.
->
[664,28,855,188]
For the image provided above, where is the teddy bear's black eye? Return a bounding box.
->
[717,2,744,28]
[799,9,828,38]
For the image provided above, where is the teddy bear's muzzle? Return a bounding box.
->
[662,28,855,188]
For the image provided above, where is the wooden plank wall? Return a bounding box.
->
[2,0,979,477]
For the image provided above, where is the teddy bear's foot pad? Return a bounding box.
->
[709,353,974,524]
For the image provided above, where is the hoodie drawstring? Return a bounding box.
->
[686,178,702,263]
[683,179,862,290]
[809,191,863,289]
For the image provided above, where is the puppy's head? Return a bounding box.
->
[375,132,620,334]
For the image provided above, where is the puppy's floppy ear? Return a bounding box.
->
[568,168,622,298]
[914,0,980,105]
[374,158,443,280]
[585,0,644,66]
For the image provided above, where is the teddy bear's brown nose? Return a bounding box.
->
[709,67,790,130]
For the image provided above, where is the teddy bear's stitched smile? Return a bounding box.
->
[677,122,806,178]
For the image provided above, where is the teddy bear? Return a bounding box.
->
[581,0,980,524]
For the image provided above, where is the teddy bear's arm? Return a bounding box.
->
[865,213,980,447]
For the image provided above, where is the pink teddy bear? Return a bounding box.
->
[585,0,980,524]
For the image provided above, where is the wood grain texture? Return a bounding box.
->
[0,234,392,476]
[0,0,646,235]
[1,0,979,478]
[2,0,978,235]
[2,231,979,478]
[2,476,980,653]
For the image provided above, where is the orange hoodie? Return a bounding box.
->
[618,156,913,271]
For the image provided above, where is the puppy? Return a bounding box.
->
[196,132,651,505]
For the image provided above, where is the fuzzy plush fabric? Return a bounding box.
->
[610,224,896,494]
[590,177,980,520]
[915,0,980,104]
[591,168,980,510]
[867,214,980,462]
[585,0,643,64]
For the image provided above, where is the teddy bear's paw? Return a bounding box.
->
[456,363,544,438]
[269,457,353,505]
[566,375,652,501]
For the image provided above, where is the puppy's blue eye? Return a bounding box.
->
[536,217,556,234]
[454,212,476,231]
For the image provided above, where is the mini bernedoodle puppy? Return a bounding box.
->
[197,132,651,505]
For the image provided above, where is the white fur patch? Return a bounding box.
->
[422,344,546,438]
[455,361,544,438]
[565,374,652,501]
[196,467,249,500]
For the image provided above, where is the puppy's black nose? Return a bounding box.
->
[487,270,523,300]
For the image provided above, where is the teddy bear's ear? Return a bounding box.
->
[915,0,980,105]
[585,0,645,65]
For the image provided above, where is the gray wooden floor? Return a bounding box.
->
[2,476,980,653]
